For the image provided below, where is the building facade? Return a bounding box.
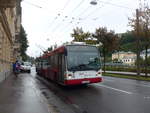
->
[112,51,137,65]
[0,0,21,82]
[140,49,150,60]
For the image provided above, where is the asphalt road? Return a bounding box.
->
[32,67,150,113]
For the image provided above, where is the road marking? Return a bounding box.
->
[95,84,133,95]
[103,79,114,82]
[134,83,150,88]
[144,96,150,99]
[104,77,150,88]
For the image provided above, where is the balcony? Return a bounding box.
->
[0,0,19,8]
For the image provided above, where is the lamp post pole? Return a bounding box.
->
[136,9,141,76]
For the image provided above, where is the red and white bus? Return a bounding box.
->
[36,43,102,85]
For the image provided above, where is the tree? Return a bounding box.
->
[129,9,141,76]
[71,27,91,42]
[92,27,119,73]
[120,31,136,45]
[129,1,150,76]
[43,46,53,54]
[140,6,150,76]
[119,31,137,52]
[19,25,29,61]
[47,46,53,51]
[54,43,58,49]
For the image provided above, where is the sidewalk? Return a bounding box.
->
[0,73,50,113]
[106,71,150,76]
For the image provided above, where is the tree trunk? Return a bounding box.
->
[136,9,141,76]
[145,46,148,77]
[144,18,149,77]
[103,46,106,73]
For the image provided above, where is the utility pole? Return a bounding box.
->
[144,12,149,77]
[136,9,141,76]
[145,25,148,77]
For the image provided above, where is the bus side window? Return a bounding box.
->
[62,54,66,74]
[46,62,51,68]
[54,54,58,67]
[51,55,54,66]
[48,56,51,68]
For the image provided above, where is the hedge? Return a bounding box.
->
[103,66,150,73]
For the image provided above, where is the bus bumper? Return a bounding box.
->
[64,77,102,85]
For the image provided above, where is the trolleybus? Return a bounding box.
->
[36,43,102,85]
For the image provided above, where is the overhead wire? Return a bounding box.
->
[46,0,71,31]
[77,5,91,17]
[62,0,71,11]
[54,0,99,33]
[49,0,71,31]
[82,0,134,21]
[98,0,134,10]
[23,1,42,8]
[53,0,103,33]
[68,0,86,16]
[52,0,104,33]
[57,0,135,37]
[51,0,86,33]
[40,0,72,41]
[45,0,136,46]
[78,0,135,24]
[55,1,103,34]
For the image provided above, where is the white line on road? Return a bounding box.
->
[103,79,114,82]
[103,77,150,88]
[95,84,133,95]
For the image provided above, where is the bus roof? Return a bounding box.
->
[40,44,97,58]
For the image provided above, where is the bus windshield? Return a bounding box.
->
[66,45,101,71]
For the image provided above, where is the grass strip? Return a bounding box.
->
[103,73,150,81]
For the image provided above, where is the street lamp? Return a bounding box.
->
[90,0,97,5]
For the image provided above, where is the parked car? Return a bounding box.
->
[20,62,32,73]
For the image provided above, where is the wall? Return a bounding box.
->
[0,2,21,83]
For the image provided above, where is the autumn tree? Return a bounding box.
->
[92,27,119,73]
[140,6,150,76]
[129,1,150,76]
[71,27,91,42]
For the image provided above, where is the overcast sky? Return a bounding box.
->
[21,0,150,57]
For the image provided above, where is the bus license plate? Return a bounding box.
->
[82,81,90,84]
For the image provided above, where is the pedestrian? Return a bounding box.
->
[13,61,20,77]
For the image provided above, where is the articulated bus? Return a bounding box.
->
[36,43,102,85]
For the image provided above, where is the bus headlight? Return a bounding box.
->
[64,71,74,79]
[97,70,102,76]
[68,74,72,79]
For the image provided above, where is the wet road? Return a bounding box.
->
[36,68,150,113]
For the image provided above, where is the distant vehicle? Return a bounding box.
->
[20,62,32,73]
[36,43,102,86]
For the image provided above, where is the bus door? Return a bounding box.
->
[58,54,65,83]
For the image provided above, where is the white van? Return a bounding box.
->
[20,62,32,73]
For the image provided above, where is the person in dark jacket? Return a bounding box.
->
[13,61,20,77]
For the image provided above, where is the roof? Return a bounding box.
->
[122,56,136,59]
[113,51,135,55]
[141,49,150,54]
[40,43,97,58]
